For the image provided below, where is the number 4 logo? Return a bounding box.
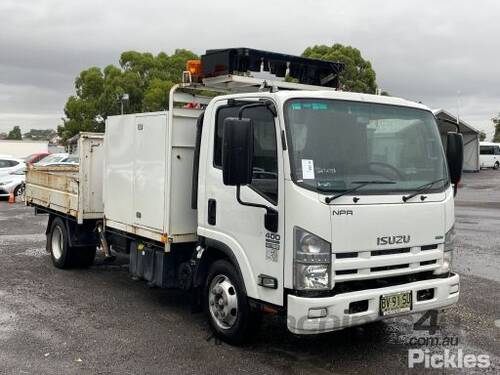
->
[413,310,440,335]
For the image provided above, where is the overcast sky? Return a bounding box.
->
[1,0,499,139]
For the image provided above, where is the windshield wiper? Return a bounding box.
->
[402,178,447,202]
[324,180,396,203]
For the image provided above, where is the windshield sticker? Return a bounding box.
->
[302,159,315,179]
[291,102,328,110]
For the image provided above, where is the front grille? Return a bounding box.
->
[371,264,409,272]
[333,244,443,282]
[336,252,358,259]
[421,244,438,251]
[336,269,357,275]
[420,260,437,266]
[372,247,411,256]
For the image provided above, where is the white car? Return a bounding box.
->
[0,157,26,176]
[35,153,74,166]
[0,168,25,198]
[479,142,500,169]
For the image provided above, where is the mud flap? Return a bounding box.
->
[129,241,176,288]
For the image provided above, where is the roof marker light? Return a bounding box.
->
[186,60,202,77]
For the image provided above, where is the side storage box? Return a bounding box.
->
[104,107,200,245]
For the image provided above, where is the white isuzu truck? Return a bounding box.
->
[25,48,464,344]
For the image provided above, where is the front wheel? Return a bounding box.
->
[204,259,260,344]
[494,161,499,170]
[14,183,25,198]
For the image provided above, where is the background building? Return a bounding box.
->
[434,109,480,172]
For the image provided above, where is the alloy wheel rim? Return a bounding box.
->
[208,274,238,329]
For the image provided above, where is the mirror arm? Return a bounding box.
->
[437,117,461,133]
[238,100,277,119]
[236,185,278,232]
[236,185,274,214]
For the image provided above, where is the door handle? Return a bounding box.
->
[208,199,216,225]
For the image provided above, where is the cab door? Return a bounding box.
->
[201,99,285,306]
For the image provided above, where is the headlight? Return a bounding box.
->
[441,250,454,272]
[294,227,331,290]
[444,225,455,252]
[0,180,13,186]
[434,226,455,275]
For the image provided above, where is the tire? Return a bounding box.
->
[47,217,96,269]
[14,183,25,197]
[204,259,260,345]
[494,162,499,170]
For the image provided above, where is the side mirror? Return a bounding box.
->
[446,132,463,192]
[222,117,254,186]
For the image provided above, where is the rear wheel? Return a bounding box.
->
[494,161,499,170]
[204,259,260,344]
[47,217,95,269]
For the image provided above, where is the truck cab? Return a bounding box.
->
[26,48,464,344]
[197,88,462,338]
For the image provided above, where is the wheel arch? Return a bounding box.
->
[194,237,256,298]
[14,183,24,195]
[45,213,99,248]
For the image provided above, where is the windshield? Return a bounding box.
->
[23,154,36,161]
[38,154,68,164]
[285,99,449,194]
[65,155,79,164]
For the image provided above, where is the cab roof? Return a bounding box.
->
[216,90,431,112]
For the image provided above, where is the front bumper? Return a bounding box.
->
[0,182,20,196]
[287,273,459,334]
[0,187,12,197]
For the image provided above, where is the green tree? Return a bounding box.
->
[479,131,487,141]
[23,129,57,141]
[301,44,377,93]
[58,49,198,143]
[7,126,22,140]
[493,114,500,142]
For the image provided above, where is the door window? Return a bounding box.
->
[214,102,278,204]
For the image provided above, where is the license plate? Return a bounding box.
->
[380,291,412,316]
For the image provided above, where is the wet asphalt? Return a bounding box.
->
[0,171,499,374]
